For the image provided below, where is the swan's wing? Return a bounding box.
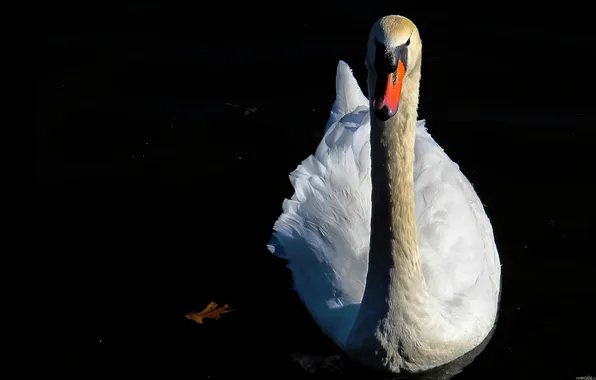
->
[324,61,369,133]
[267,61,372,346]
[413,127,501,326]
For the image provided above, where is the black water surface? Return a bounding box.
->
[34,2,595,378]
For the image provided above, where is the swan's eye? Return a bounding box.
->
[406,38,411,46]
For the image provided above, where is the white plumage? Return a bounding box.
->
[267,60,500,365]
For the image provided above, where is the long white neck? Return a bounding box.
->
[367,60,423,317]
[346,58,442,372]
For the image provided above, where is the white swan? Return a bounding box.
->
[267,15,501,374]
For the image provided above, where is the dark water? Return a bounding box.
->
[34,2,595,378]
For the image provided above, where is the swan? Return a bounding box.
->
[267,15,501,374]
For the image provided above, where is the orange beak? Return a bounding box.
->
[373,59,406,121]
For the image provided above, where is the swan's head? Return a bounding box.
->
[366,15,421,121]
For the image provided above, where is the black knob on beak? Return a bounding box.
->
[373,105,396,121]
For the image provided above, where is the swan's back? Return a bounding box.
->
[268,61,500,349]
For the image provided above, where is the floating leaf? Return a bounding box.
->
[185,301,234,324]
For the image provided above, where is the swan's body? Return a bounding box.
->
[267,16,501,374]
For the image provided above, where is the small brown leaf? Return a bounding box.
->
[185,301,234,324]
